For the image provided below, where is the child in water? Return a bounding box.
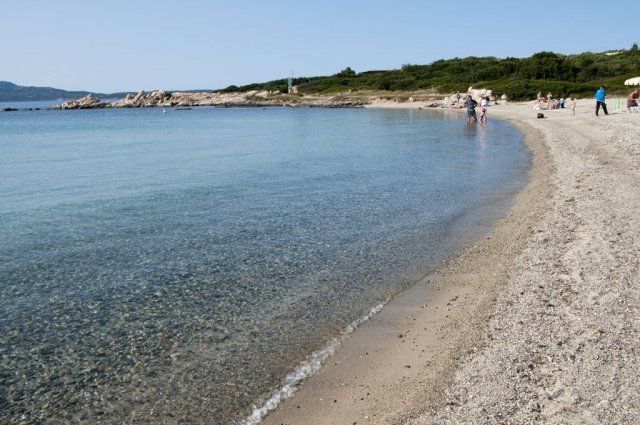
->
[479,96,489,125]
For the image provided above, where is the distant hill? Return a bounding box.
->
[0,81,111,102]
[0,81,218,102]
[220,44,640,100]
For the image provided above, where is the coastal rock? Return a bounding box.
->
[133,90,145,102]
[444,88,494,107]
[53,94,110,109]
[56,90,369,110]
[112,90,169,108]
[468,88,493,100]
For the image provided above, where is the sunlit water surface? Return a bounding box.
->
[0,107,529,423]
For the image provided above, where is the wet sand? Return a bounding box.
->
[262,100,640,424]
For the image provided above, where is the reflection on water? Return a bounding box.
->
[463,121,479,140]
[0,107,530,423]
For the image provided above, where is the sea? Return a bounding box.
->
[0,104,530,424]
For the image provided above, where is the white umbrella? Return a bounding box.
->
[624,77,640,86]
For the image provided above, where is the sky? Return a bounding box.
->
[1,0,638,93]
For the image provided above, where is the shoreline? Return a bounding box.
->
[261,99,640,423]
[240,106,534,424]
[264,100,640,423]
[4,92,630,114]
[260,107,553,424]
[418,103,640,423]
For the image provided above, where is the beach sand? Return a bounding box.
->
[261,100,640,424]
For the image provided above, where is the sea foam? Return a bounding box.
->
[243,302,385,424]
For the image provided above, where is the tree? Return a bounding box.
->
[337,67,356,77]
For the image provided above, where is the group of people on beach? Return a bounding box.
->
[593,86,640,115]
[533,86,640,116]
[535,91,577,114]
[464,94,490,125]
[457,85,640,124]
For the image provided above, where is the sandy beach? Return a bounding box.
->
[262,99,640,424]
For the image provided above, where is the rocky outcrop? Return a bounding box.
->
[444,87,494,107]
[112,90,173,108]
[51,88,507,111]
[53,94,110,110]
[54,91,368,109]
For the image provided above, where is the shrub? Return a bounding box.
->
[219,47,640,99]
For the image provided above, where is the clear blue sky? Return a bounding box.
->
[2,0,638,93]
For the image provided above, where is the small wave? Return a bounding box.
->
[243,302,385,424]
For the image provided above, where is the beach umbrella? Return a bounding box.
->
[624,77,640,86]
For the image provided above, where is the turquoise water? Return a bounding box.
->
[0,106,530,423]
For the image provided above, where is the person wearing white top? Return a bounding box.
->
[479,97,489,125]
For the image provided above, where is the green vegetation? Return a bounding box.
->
[221,45,640,100]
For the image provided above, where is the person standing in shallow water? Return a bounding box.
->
[479,96,489,125]
[595,86,608,116]
[466,95,478,124]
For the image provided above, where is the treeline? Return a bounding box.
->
[221,45,640,100]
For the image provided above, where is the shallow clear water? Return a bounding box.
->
[0,107,530,423]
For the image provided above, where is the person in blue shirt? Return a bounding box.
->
[465,95,478,124]
[595,87,608,116]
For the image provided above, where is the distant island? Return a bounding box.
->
[0,81,112,102]
[0,81,215,103]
